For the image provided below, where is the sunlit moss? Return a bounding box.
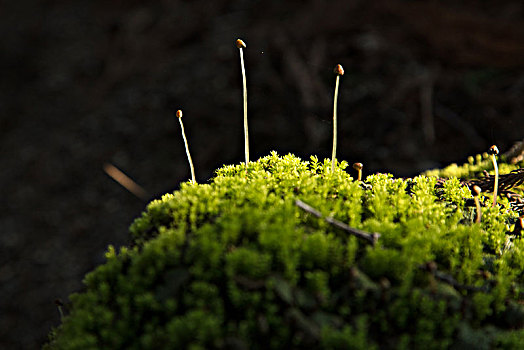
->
[45,152,523,349]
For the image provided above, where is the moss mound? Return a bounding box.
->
[45,152,524,349]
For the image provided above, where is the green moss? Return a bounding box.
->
[45,151,524,349]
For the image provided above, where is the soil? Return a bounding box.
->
[1,1,523,348]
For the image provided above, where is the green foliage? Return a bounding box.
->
[45,151,524,349]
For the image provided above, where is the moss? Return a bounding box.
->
[45,151,524,349]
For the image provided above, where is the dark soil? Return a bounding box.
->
[1,1,523,348]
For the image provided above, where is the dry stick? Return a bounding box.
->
[176,110,196,184]
[331,64,344,173]
[103,163,148,200]
[467,168,524,193]
[489,145,499,207]
[353,162,363,181]
[295,199,379,245]
[499,169,524,190]
[472,185,482,223]
[236,39,249,167]
[420,262,493,293]
[503,138,524,164]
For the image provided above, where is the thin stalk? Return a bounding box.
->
[492,157,499,207]
[236,39,249,167]
[489,145,499,207]
[331,64,344,173]
[55,299,65,320]
[353,162,363,181]
[176,110,196,184]
[472,185,482,223]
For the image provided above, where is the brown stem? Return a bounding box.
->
[472,185,482,223]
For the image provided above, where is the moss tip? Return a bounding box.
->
[176,110,183,119]
[236,39,246,49]
[489,145,499,156]
[353,162,363,171]
[472,185,481,196]
[334,64,344,76]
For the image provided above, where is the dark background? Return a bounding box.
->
[1,0,523,348]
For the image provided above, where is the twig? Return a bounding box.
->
[103,163,148,200]
[503,138,524,164]
[433,271,488,292]
[295,199,379,245]
[420,262,493,293]
[467,168,524,193]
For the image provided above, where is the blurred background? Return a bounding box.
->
[1,0,523,348]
